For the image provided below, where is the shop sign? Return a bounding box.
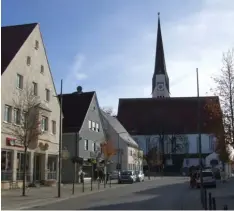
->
[6,137,24,148]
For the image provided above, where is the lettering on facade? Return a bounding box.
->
[6,137,24,148]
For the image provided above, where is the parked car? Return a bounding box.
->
[110,171,120,180]
[118,170,137,184]
[136,170,145,182]
[196,170,216,188]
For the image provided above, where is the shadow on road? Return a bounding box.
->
[84,181,189,210]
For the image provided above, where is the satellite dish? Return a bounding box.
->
[77,86,83,94]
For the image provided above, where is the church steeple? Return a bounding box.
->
[152,13,170,98]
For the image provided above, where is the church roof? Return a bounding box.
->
[1,23,37,74]
[117,96,223,135]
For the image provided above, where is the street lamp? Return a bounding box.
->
[196,68,204,205]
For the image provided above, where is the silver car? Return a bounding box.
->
[118,170,137,184]
[136,170,145,182]
[196,170,216,188]
[110,171,120,180]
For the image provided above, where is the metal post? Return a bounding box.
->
[224,205,228,210]
[117,133,120,179]
[91,163,93,191]
[208,192,212,210]
[212,197,216,210]
[196,68,203,204]
[204,188,207,210]
[58,79,63,198]
[82,178,84,192]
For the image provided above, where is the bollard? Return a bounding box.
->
[224,205,228,210]
[204,188,208,210]
[82,179,85,192]
[109,178,111,188]
[104,175,106,188]
[98,178,100,190]
[90,178,93,191]
[212,197,216,210]
[208,192,212,210]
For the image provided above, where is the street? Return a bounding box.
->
[29,177,189,210]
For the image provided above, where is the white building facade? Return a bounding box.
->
[100,111,143,172]
[1,23,61,189]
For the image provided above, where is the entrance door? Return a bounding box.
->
[33,154,41,181]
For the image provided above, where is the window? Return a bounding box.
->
[130,150,133,156]
[96,123,99,132]
[4,105,12,123]
[45,89,50,101]
[88,120,92,129]
[92,121,95,130]
[35,40,39,49]
[1,150,13,181]
[13,108,21,125]
[92,141,96,151]
[17,152,29,180]
[209,135,215,150]
[196,137,200,153]
[16,74,23,89]
[33,82,38,96]
[52,120,56,134]
[26,56,31,66]
[84,140,88,151]
[40,65,44,74]
[41,116,48,131]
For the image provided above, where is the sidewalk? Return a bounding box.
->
[1,177,160,210]
[1,181,119,210]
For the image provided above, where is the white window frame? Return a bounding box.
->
[52,120,56,134]
[84,140,88,151]
[96,123,99,132]
[40,65,44,74]
[16,74,23,89]
[33,82,38,96]
[41,116,48,131]
[88,120,92,129]
[26,56,31,66]
[13,108,21,125]
[45,89,50,102]
[4,105,12,123]
[92,121,95,130]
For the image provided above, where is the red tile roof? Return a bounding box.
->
[117,96,223,135]
[1,23,37,74]
[59,91,95,133]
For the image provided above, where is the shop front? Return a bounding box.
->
[1,136,58,189]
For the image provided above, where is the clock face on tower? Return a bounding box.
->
[157,82,164,91]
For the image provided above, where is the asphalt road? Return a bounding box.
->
[29,177,190,210]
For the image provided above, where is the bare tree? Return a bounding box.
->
[102,106,116,116]
[211,48,234,146]
[4,84,42,196]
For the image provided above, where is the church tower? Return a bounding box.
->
[152,13,170,98]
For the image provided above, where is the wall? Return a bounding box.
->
[132,134,216,155]
[1,24,60,154]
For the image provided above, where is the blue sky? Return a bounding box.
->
[2,0,234,112]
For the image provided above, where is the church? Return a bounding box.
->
[117,14,223,174]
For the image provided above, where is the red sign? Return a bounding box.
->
[6,137,24,148]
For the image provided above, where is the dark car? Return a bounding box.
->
[118,170,137,184]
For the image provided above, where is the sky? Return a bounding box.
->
[2,0,234,113]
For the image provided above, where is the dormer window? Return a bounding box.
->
[26,56,31,66]
[35,40,39,50]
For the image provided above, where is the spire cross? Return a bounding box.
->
[158,12,160,17]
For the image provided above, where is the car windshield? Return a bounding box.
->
[121,171,132,175]
[197,171,213,178]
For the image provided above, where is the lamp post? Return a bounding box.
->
[196,68,204,205]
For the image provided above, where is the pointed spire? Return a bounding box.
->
[152,13,169,93]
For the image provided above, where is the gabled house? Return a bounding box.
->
[100,110,143,172]
[1,23,61,189]
[60,88,106,183]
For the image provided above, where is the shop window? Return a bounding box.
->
[1,150,13,181]
[16,152,29,180]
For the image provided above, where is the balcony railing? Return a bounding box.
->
[47,171,57,180]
